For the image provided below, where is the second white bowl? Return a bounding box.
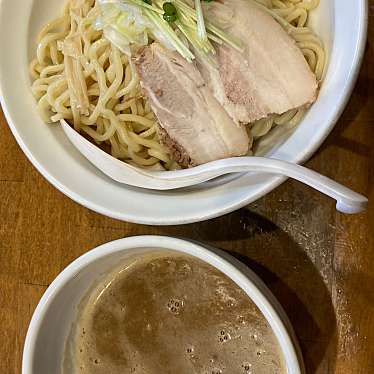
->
[22,236,305,374]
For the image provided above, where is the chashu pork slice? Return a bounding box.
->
[135,43,249,167]
[199,0,318,124]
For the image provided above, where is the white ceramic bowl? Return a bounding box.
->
[22,236,304,374]
[0,0,367,225]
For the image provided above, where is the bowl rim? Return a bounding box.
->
[22,235,304,374]
[0,0,368,225]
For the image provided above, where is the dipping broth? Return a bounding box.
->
[63,252,285,374]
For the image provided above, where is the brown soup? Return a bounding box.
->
[63,252,285,374]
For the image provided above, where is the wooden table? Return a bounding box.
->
[1,16,373,374]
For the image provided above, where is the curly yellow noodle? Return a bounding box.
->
[30,0,325,168]
[30,0,173,169]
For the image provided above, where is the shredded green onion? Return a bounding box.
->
[205,21,244,53]
[174,0,244,52]
[96,0,243,65]
[127,0,164,14]
[194,0,207,42]
[145,8,195,61]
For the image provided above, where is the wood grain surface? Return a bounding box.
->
[1,7,373,374]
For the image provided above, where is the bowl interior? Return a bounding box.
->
[28,247,152,374]
[0,0,366,224]
[23,237,303,374]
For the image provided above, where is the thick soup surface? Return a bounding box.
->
[64,253,285,374]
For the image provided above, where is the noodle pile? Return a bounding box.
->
[30,0,174,169]
[30,0,325,168]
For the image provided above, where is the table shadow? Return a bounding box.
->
[319,41,373,159]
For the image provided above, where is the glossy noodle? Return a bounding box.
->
[30,0,325,169]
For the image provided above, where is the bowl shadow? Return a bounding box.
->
[320,40,373,158]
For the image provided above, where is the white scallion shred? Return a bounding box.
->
[96,0,243,65]
[145,8,195,61]
[194,0,207,42]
